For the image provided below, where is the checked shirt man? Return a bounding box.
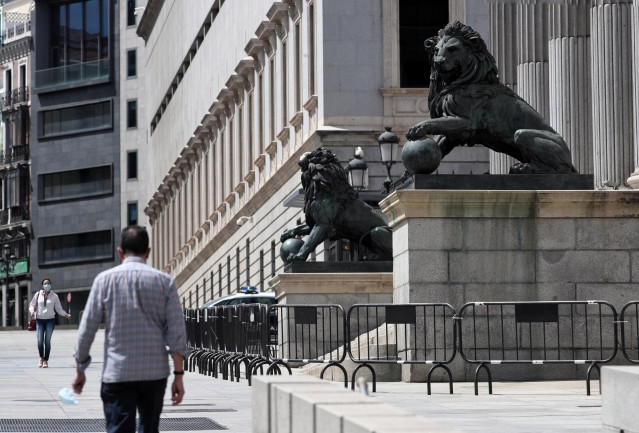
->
[72,226,188,433]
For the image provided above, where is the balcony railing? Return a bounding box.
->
[34,59,110,90]
[0,145,29,165]
[0,87,29,111]
[1,20,31,44]
[0,205,29,227]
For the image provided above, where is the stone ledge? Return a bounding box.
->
[269,272,393,299]
[381,190,639,226]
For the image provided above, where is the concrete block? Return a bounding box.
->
[449,251,535,283]
[252,376,331,433]
[393,250,449,287]
[464,218,520,250]
[343,415,460,433]
[521,218,576,250]
[576,283,638,311]
[291,391,373,433]
[316,404,409,433]
[602,366,639,433]
[273,383,342,433]
[631,251,639,283]
[537,250,630,283]
[576,218,639,250]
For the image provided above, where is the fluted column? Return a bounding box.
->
[488,0,520,174]
[591,0,634,189]
[548,0,592,174]
[627,0,639,188]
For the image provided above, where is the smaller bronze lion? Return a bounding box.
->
[281,148,392,262]
[406,21,577,174]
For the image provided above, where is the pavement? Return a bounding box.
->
[0,329,604,432]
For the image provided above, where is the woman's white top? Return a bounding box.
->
[29,290,68,319]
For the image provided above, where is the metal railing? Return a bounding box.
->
[34,59,110,90]
[0,144,29,165]
[185,300,629,396]
[347,303,456,393]
[457,301,618,395]
[1,20,31,43]
[0,205,29,226]
[269,304,348,385]
[620,301,639,363]
[0,87,29,110]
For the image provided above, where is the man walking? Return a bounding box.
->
[72,226,188,433]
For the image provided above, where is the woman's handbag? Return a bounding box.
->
[27,293,39,331]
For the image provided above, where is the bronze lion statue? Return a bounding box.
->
[280,148,392,262]
[406,21,577,174]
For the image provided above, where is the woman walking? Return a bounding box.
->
[29,279,71,368]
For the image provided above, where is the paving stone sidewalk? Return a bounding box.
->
[0,329,603,432]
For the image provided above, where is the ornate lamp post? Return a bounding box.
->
[377,127,400,195]
[347,147,368,191]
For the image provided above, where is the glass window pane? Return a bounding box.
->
[127,50,136,77]
[42,101,111,137]
[127,0,136,26]
[68,2,83,64]
[42,165,112,201]
[127,100,137,128]
[127,202,138,226]
[42,230,112,264]
[84,0,100,62]
[127,151,137,179]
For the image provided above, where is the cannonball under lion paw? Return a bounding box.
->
[401,137,442,174]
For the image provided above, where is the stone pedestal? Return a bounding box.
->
[602,366,639,433]
[381,188,639,381]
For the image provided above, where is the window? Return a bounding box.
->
[269,58,275,141]
[40,230,113,265]
[5,170,22,208]
[127,0,136,26]
[127,151,138,180]
[295,22,302,110]
[308,3,316,95]
[127,49,137,77]
[399,0,448,88]
[127,202,138,226]
[259,250,264,290]
[50,0,109,68]
[271,240,276,277]
[246,238,250,285]
[40,165,112,201]
[281,41,287,127]
[41,100,111,137]
[127,100,137,129]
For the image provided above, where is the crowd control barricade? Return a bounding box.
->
[620,301,639,363]
[268,304,348,386]
[237,304,272,385]
[347,303,457,394]
[458,301,618,395]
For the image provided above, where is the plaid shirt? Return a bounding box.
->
[74,256,187,383]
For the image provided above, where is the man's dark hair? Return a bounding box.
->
[120,225,149,255]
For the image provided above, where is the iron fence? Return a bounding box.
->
[457,301,618,395]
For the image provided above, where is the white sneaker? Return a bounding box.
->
[42,360,48,368]
[38,358,43,368]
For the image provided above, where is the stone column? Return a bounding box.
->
[548,0,592,174]
[591,0,634,189]
[627,0,639,188]
[13,282,19,327]
[488,0,519,174]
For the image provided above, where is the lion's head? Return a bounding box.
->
[298,148,357,224]
[427,21,499,87]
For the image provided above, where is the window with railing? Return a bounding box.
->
[39,164,113,202]
[35,0,110,90]
[40,100,112,138]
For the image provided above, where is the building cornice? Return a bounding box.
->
[136,0,165,42]
[0,36,31,64]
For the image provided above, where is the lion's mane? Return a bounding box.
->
[427,21,516,120]
[298,148,357,228]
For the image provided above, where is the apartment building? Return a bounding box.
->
[0,0,32,328]
[30,0,121,325]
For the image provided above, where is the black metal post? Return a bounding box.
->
[383,162,393,196]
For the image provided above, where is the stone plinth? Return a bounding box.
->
[381,189,639,381]
[602,366,639,433]
[269,271,393,307]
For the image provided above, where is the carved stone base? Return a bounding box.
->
[408,174,594,190]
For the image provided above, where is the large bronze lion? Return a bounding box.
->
[406,21,577,174]
[280,148,392,262]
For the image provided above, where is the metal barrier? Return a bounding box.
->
[347,303,456,394]
[458,301,618,395]
[620,301,639,363]
[268,304,348,386]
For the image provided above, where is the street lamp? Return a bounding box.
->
[1,244,16,323]
[347,147,368,191]
[378,127,400,195]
